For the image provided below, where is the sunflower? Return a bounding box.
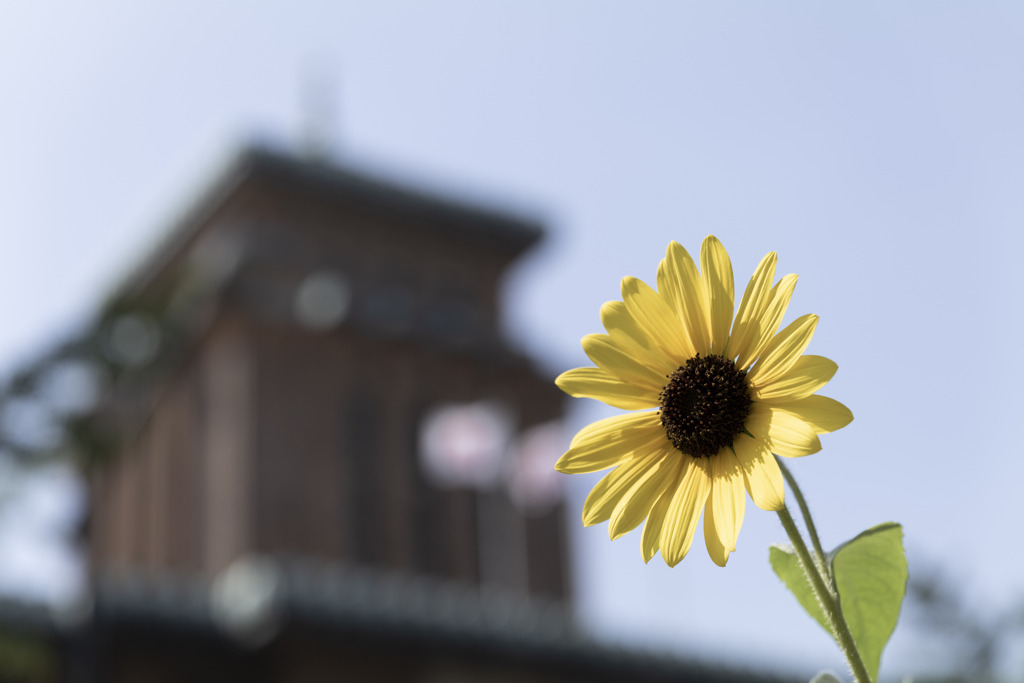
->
[555,236,852,567]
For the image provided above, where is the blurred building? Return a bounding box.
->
[0,147,784,683]
[87,145,569,600]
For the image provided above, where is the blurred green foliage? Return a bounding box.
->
[0,631,57,683]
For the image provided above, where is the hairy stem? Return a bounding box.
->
[777,457,830,582]
[777,506,872,683]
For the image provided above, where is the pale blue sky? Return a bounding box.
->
[1,1,1023,678]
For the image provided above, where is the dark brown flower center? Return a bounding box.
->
[659,354,752,459]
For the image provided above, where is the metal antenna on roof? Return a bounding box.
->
[299,61,337,162]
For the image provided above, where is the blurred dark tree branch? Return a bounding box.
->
[905,555,1024,682]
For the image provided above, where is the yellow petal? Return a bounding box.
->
[728,252,776,365]
[641,486,675,563]
[609,450,682,540]
[750,403,821,458]
[733,429,785,511]
[746,313,819,388]
[582,448,669,526]
[700,235,735,356]
[621,276,694,365]
[736,273,798,370]
[752,355,837,401]
[599,301,678,377]
[659,458,711,567]
[555,367,659,410]
[657,242,711,355]
[767,395,853,434]
[704,498,729,567]
[710,449,746,553]
[582,334,667,394]
[555,410,664,474]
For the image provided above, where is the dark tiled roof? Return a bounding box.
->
[236,146,545,252]
[118,144,545,303]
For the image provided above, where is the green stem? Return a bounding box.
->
[776,457,829,580]
[777,506,872,683]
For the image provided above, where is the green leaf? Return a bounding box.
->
[769,543,830,634]
[810,673,844,683]
[830,522,907,683]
